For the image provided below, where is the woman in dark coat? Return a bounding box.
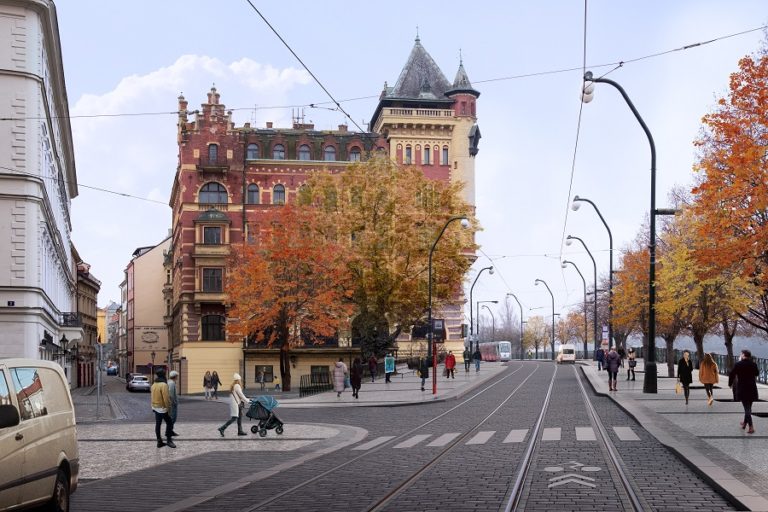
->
[677,350,694,405]
[419,356,430,392]
[729,349,759,434]
[605,347,621,391]
[350,357,363,399]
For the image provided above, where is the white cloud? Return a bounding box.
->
[69,55,311,305]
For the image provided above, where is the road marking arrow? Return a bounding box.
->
[548,473,596,488]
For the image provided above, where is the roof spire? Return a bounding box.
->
[459,48,463,65]
[415,26,420,43]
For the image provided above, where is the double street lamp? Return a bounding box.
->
[506,293,524,360]
[572,195,613,350]
[480,303,496,342]
[428,216,469,395]
[534,279,555,360]
[562,260,588,358]
[566,235,598,355]
[469,266,494,354]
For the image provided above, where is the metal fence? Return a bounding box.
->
[637,347,768,385]
[298,373,333,398]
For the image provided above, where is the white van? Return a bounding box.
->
[557,344,577,364]
[0,359,78,511]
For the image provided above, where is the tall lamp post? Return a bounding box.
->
[150,350,156,383]
[469,266,494,354]
[572,195,613,350]
[476,300,498,344]
[481,304,496,342]
[428,216,469,395]
[534,279,556,360]
[582,71,674,393]
[562,260,588,359]
[506,293,524,360]
[566,235,598,356]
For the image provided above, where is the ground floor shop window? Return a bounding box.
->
[255,365,274,382]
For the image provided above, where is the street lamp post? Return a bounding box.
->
[506,293,524,360]
[476,300,498,344]
[534,279,556,360]
[572,195,613,350]
[150,350,156,383]
[566,235,598,357]
[428,216,469,395]
[562,260,588,359]
[469,266,495,354]
[481,304,496,342]
[582,70,669,393]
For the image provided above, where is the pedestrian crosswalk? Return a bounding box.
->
[352,425,642,450]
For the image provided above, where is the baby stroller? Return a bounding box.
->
[246,395,284,437]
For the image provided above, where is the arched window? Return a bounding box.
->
[298,144,311,160]
[208,144,218,164]
[273,184,285,205]
[199,182,228,204]
[247,184,260,204]
[442,146,449,165]
[405,145,412,165]
[246,144,259,160]
[324,146,336,161]
[349,147,361,162]
[201,314,225,341]
[273,144,285,160]
[424,145,431,165]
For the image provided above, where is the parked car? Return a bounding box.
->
[0,358,78,511]
[106,365,118,376]
[125,372,138,390]
[127,375,150,392]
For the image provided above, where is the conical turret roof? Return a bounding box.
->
[388,37,451,100]
[446,59,480,97]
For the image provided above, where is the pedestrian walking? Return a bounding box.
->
[368,354,378,383]
[151,369,176,448]
[626,348,637,381]
[445,351,456,379]
[473,347,482,372]
[350,357,363,399]
[463,347,471,372]
[699,353,719,407]
[167,370,179,437]
[729,349,759,434]
[203,370,213,400]
[618,347,626,368]
[419,356,430,392]
[333,358,348,398]
[677,350,694,405]
[217,373,249,437]
[257,369,265,391]
[384,353,395,383]
[596,347,605,371]
[605,346,621,391]
[211,370,222,400]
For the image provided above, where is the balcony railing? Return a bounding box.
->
[61,312,81,327]
[386,108,453,118]
[197,157,229,171]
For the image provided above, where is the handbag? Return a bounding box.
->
[344,374,350,389]
[629,359,637,368]
[675,381,682,395]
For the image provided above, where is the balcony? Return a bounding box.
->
[192,243,230,258]
[61,312,82,327]
[194,290,227,303]
[197,156,229,173]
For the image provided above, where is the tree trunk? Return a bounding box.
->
[722,318,737,371]
[279,337,292,392]
[692,330,705,370]
[664,335,676,378]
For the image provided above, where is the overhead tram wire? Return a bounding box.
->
[0,164,169,206]
[0,23,764,124]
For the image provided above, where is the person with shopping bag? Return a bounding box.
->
[333,357,348,398]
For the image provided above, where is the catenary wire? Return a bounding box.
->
[0,24,763,123]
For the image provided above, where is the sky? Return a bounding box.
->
[55,1,767,331]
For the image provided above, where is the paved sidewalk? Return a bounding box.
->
[71,383,121,422]
[582,359,768,511]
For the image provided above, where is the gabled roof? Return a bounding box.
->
[388,37,451,100]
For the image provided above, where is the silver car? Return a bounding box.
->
[127,375,150,392]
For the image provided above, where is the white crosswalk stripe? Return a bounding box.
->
[394,434,431,448]
[427,433,461,447]
[351,425,641,451]
[466,431,495,445]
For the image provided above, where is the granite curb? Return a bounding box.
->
[580,362,768,512]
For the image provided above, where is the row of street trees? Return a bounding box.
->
[226,157,476,390]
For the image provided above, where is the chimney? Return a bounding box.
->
[266,121,273,128]
[338,124,348,133]
[244,122,251,129]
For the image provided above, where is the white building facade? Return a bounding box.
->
[0,0,82,364]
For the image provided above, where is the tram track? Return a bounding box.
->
[238,362,536,512]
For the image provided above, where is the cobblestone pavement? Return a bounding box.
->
[68,362,737,511]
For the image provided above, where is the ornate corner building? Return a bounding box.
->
[165,38,479,393]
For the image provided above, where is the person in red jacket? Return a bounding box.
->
[445,351,456,379]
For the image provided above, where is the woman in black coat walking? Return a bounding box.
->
[677,350,694,405]
[729,349,760,434]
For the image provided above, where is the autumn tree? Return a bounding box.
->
[613,239,650,355]
[558,311,587,349]
[523,315,548,358]
[226,205,354,391]
[692,41,768,336]
[301,156,476,358]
